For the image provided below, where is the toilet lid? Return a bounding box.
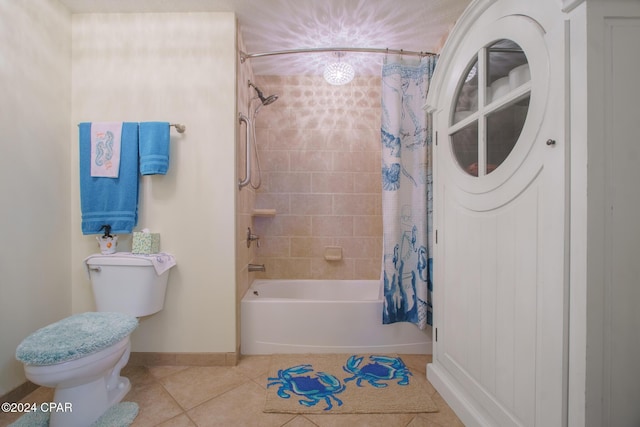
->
[16,312,138,366]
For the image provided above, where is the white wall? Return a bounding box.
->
[70,12,238,353]
[0,7,239,395]
[0,0,72,395]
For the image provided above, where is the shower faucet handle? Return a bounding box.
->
[247,227,260,248]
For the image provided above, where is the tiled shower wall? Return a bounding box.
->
[252,75,382,279]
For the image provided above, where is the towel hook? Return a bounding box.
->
[170,123,186,133]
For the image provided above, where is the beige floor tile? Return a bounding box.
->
[155,413,198,427]
[20,386,54,403]
[127,382,184,427]
[406,415,450,427]
[304,413,415,427]
[187,381,295,427]
[148,365,191,380]
[234,355,273,383]
[399,354,430,376]
[122,365,160,389]
[159,366,250,410]
[415,393,464,427]
[282,415,320,426]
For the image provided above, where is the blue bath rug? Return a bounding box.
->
[92,402,139,427]
[7,407,48,427]
[8,402,139,427]
[265,354,438,414]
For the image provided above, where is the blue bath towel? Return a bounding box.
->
[139,121,170,175]
[80,122,139,234]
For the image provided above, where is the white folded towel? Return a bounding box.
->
[90,122,123,178]
[141,252,177,275]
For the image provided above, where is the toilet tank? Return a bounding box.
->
[85,254,171,317]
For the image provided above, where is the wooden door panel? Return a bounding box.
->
[440,179,540,425]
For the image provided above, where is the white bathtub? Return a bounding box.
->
[240,279,431,354]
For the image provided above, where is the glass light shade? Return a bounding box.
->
[323,61,355,85]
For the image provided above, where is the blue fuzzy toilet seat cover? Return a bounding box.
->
[16,312,138,366]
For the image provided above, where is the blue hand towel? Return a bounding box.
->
[79,122,139,234]
[139,121,170,175]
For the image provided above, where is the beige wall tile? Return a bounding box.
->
[254,215,312,237]
[354,172,382,193]
[267,128,312,150]
[333,151,378,172]
[290,237,334,258]
[355,258,383,280]
[256,258,312,279]
[254,75,383,281]
[290,150,333,171]
[257,150,289,172]
[256,236,290,258]
[291,194,333,215]
[311,172,354,193]
[310,258,355,280]
[268,172,311,193]
[336,237,383,259]
[312,216,354,237]
[333,194,379,215]
[255,193,290,214]
[354,215,383,236]
[289,237,314,258]
[253,107,295,130]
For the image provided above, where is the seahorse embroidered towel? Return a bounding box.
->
[79,122,140,234]
[139,121,170,175]
[90,122,122,178]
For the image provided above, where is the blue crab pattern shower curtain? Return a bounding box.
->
[381,56,436,329]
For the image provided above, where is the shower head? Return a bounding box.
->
[248,81,279,106]
[261,93,279,106]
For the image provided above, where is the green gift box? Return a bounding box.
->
[132,231,160,254]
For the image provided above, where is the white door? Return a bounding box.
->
[429,6,567,427]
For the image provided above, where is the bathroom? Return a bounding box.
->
[4,1,640,426]
[0,0,460,397]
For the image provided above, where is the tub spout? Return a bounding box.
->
[248,263,266,272]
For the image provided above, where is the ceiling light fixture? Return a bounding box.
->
[324,52,355,85]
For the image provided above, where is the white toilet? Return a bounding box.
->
[15,254,174,427]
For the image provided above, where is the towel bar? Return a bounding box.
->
[77,123,186,134]
[170,123,186,133]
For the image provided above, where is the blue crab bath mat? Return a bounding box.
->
[264,354,438,414]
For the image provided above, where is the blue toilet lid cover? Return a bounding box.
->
[16,312,138,366]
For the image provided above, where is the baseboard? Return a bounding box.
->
[427,362,497,427]
[128,351,239,367]
[0,380,39,405]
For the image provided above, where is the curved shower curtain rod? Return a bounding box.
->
[239,47,436,63]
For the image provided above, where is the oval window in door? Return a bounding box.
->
[450,39,531,177]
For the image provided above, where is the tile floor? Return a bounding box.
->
[0,354,463,427]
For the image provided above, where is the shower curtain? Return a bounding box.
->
[381,55,436,330]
